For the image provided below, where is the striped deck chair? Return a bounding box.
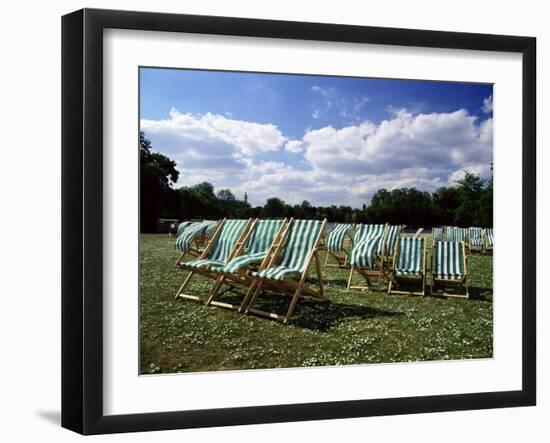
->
[388,237,427,296]
[324,223,354,267]
[485,228,494,254]
[347,226,388,291]
[176,221,193,237]
[430,240,469,298]
[385,225,402,259]
[204,219,288,310]
[433,227,444,241]
[242,219,328,324]
[445,226,455,241]
[175,219,253,302]
[469,227,483,252]
[174,220,219,266]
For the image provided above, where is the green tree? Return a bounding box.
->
[140,132,179,232]
[261,197,286,218]
[217,189,236,201]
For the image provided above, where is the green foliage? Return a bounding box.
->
[140,137,493,230]
[140,132,179,231]
[365,188,433,226]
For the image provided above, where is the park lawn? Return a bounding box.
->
[140,233,493,374]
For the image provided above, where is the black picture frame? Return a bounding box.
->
[62,8,536,435]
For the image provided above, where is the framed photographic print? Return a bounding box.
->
[61,8,536,435]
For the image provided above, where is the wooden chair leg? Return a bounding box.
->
[242,281,263,314]
[175,271,195,299]
[174,251,186,268]
[283,285,304,324]
[347,267,354,290]
[204,275,225,306]
[314,251,325,298]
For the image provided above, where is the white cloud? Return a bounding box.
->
[142,106,493,208]
[482,95,493,113]
[285,140,304,154]
[141,108,287,187]
[302,109,492,177]
[141,108,286,158]
[311,85,332,97]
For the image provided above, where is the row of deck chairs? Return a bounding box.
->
[174,219,475,325]
[324,223,469,298]
[433,226,494,253]
[175,218,327,324]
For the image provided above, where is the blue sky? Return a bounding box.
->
[140,67,493,208]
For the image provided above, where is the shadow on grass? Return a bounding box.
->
[215,292,403,332]
[467,285,493,302]
[427,284,493,302]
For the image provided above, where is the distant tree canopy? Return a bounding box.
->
[139,132,179,232]
[140,133,493,232]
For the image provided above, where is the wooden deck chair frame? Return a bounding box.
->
[241,219,328,325]
[347,223,388,291]
[430,240,469,299]
[204,218,289,311]
[174,218,253,302]
[323,223,354,268]
[387,238,427,296]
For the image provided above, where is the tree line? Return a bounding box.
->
[140,132,493,232]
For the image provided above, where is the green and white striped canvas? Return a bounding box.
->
[445,226,455,241]
[395,237,424,276]
[214,219,284,274]
[434,241,465,280]
[469,227,483,247]
[205,221,218,237]
[349,234,384,268]
[176,221,193,237]
[326,223,352,252]
[385,225,401,256]
[486,228,494,248]
[253,219,323,281]
[433,227,443,241]
[175,220,217,252]
[353,224,385,244]
[182,219,248,269]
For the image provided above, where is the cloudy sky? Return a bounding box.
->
[140,68,493,208]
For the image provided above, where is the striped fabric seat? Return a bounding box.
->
[349,234,384,268]
[253,219,324,281]
[176,221,193,237]
[185,258,224,269]
[433,227,443,241]
[326,223,352,252]
[353,224,385,244]
[215,219,284,274]
[486,228,494,248]
[394,237,424,276]
[205,221,218,237]
[433,241,465,280]
[446,227,467,242]
[385,225,401,256]
[175,220,218,252]
[181,219,248,269]
[469,227,483,247]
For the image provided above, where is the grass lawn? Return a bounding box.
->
[140,234,493,374]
